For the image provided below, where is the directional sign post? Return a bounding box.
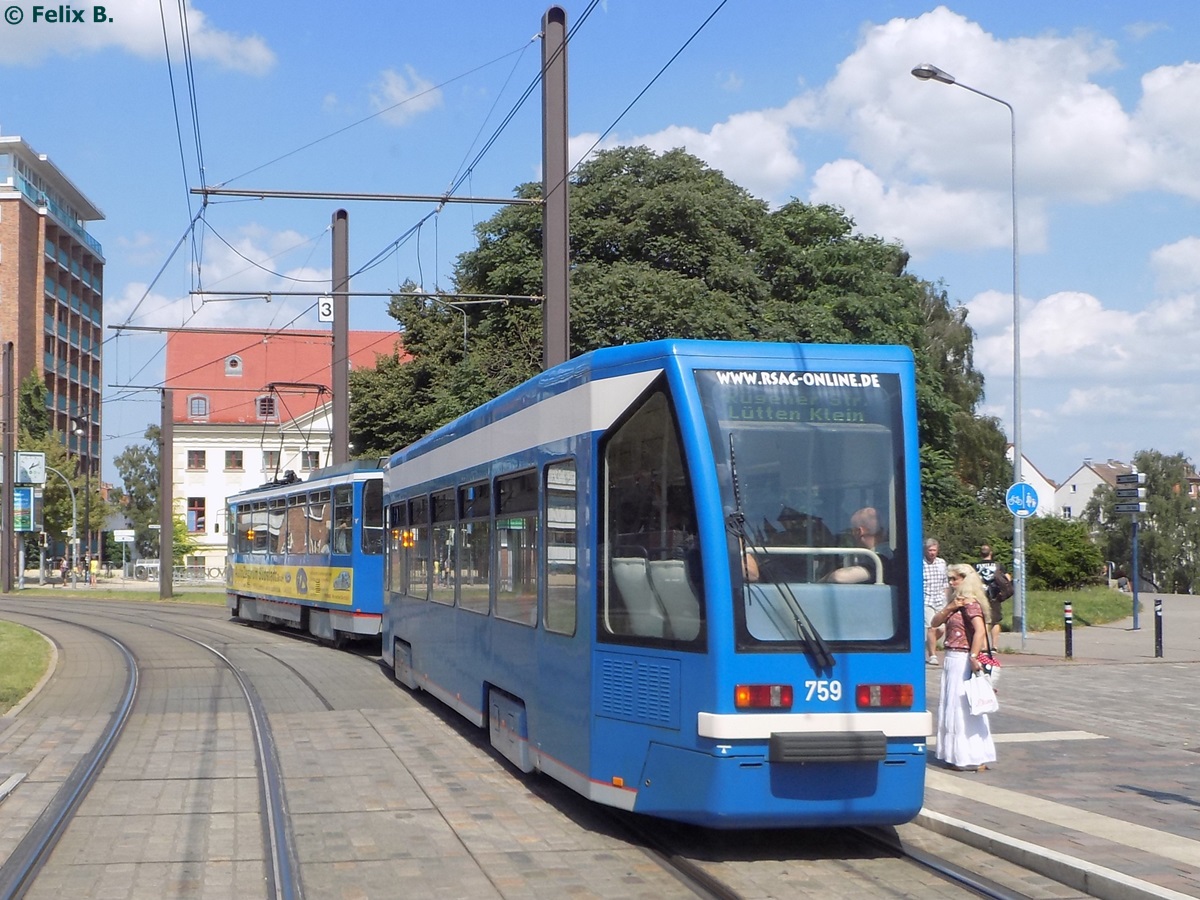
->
[1005,482,1039,518]
[1114,471,1148,635]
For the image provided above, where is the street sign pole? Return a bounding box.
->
[1114,471,1147,632]
[1131,514,1140,631]
[1005,481,1039,648]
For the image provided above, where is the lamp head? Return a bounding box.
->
[911,63,956,85]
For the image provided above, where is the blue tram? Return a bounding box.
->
[381,340,932,828]
[227,460,385,644]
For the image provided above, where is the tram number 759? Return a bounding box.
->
[804,680,842,702]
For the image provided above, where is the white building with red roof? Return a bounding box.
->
[166,327,403,570]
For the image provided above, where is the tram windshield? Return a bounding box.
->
[694,368,910,650]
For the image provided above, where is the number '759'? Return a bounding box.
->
[804,680,842,702]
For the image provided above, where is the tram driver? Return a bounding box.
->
[823,506,893,584]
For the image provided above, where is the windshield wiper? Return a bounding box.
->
[727,434,834,673]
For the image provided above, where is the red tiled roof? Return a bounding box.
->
[165,329,404,424]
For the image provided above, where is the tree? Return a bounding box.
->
[18,370,50,440]
[1024,516,1104,590]
[110,426,160,558]
[172,515,199,565]
[349,146,1007,518]
[1086,450,1200,593]
[15,429,88,561]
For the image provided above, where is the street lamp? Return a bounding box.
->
[46,465,78,588]
[911,62,1027,644]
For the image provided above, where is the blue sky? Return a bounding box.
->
[3,1,1199,488]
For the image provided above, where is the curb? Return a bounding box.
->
[915,809,1193,900]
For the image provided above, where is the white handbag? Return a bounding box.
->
[965,672,999,715]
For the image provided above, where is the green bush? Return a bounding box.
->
[1025,516,1104,590]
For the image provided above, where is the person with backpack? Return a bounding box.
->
[975,544,1012,646]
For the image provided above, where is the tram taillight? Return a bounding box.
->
[735,684,794,709]
[855,684,913,708]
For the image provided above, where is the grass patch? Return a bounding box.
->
[63,589,227,606]
[0,621,52,715]
[996,585,1136,633]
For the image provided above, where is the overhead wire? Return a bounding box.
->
[112,3,651,439]
[215,40,540,190]
[570,0,731,176]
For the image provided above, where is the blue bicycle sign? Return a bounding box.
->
[1006,482,1039,518]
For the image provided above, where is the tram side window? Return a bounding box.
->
[386,503,407,594]
[252,501,270,553]
[601,389,704,645]
[308,490,331,553]
[236,506,252,554]
[544,460,577,636]
[269,498,287,555]
[407,496,430,601]
[332,485,353,554]
[495,470,538,626]
[458,482,491,615]
[286,495,307,556]
[430,489,456,606]
[225,504,234,556]
[362,479,383,555]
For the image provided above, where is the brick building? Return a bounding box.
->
[0,134,104,481]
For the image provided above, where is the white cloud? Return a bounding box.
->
[1135,62,1200,198]
[108,225,329,333]
[371,66,443,126]
[578,103,808,203]
[809,159,1047,257]
[0,0,274,73]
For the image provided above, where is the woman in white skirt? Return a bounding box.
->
[930,564,996,772]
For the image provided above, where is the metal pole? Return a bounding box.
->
[331,209,349,465]
[160,389,174,600]
[1131,515,1140,631]
[46,466,76,588]
[911,64,1024,644]
[541,5,570,369]
[84,423,91,580]
[2,342,13,593]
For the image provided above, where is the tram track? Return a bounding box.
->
[0,619,137,899]
[0,604,304,900]
[578,796,1048,899]
[2,599,1081,898]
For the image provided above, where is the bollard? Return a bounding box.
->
[1154,595,1163,658]
[1063,598,1073,659]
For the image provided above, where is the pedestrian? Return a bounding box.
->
[930,563,996,773]
[974,544,1010,648]
[60,556,70,586]
[922,538,949,666]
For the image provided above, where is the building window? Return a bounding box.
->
[187,497,206,533]
[188,395,209,418]
[225,355,243,376]
[1063,506,1072,519]
[263,450,280,473]
[301,450,320,470]
[187,450,206,470]
[256,395,276,420]
[225,450,244,471]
